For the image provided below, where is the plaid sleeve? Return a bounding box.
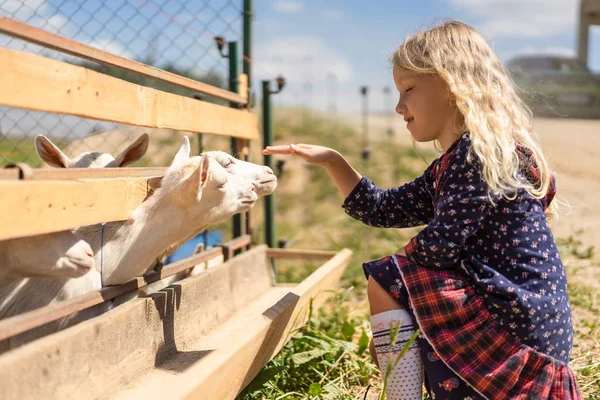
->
[341,162,437,228]
[405,141,492,268]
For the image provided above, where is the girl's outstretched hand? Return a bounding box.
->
[262,144,336,166]
[263,143,361,198]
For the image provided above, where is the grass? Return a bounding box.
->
[238,290,378,400]
[0,135,51,167]
[236,110,600,399]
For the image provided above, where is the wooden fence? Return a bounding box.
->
[0,17,351,400]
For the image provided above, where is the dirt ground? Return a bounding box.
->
[359,114,600,252]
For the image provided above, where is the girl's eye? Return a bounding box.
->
[405,87,414,94]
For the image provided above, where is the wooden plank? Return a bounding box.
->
[583,0,600,14]
[0,167,166,181]
[178,248,352,400]
[266,248,338,260]
[0,178,154,240]
[0,18,247,105]
[238,73,248,102]
[0,246,350,400]
[0,170,17,180]
[0,47,259,140]
[217,234,252,260]
[0,246,224,342]
[0,245,276,399]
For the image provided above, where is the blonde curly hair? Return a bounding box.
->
[392,20,558,218]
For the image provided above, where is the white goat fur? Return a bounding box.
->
[0,134,150,284]
[0,136,276,349]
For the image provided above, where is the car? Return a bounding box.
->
[507,55,600,119]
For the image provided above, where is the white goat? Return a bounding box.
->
[0,234,94,286]
[35,133,149,168]
[0,134,151,284]
[0,137,275,348]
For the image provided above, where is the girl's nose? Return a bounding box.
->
[395,101,405,116]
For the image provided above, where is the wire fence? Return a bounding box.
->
[0,0,245,166]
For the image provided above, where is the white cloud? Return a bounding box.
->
[448,0,578,39]
[272,1,304,14]
[1,0,48,21]
[254,36,353,83]
[1,0,47,14]
[322,9,344,21]
[45,14,69,34]
[254,36,357,112]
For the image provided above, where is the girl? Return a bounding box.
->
[264,20,581,399]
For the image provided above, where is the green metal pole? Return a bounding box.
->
[243,0,252,87]
[228,41,242,240]
[262,80,275,249]
[242,0,253,246]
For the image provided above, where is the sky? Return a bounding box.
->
[1,0,599,121]
[253,0,600,113]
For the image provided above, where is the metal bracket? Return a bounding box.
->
[5,162,33,180]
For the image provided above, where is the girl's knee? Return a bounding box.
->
[367,275,402,314]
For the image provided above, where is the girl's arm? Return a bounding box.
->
[264,144,361,198]
[264,144,436,228]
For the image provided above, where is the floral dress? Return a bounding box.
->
[343,133,581,399]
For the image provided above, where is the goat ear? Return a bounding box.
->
[35,135,70,168]
[169,136,191,169]
[115,133,149,167]
[200,154,209,188]
[185,154,210,196]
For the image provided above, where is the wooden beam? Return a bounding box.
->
[238,73,249,102]
[0,246,277,399]
[582,0,600,14]
[0,166,166,181]
[162,248,353,399]
[217,235,252,260]
[0,246,351,400]
[0,177,155,240]
[266,248,338,260]
[0,47,259,140]
[0,246,224,342]
[0,18,247,105]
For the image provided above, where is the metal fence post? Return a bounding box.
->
[262,77,285,252]
[262,80,275,249]
[242,0,253,247]
[227,41,242,240]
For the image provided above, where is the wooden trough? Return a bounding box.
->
[0,16,353,399]
[0,245,351,400]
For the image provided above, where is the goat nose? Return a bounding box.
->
[251,184,256,191]
[265,166,274,175]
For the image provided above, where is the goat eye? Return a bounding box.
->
[223,159,233,167]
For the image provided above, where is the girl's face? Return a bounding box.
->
[392,67,459,150]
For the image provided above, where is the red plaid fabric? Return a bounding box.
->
[392,254,581,399]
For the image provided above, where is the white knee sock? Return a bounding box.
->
[371,309,423,400]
